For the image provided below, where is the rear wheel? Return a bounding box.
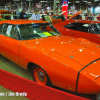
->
[31,66,52,86]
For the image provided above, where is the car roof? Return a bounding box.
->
[0,19,48,25]
[64,20,100,24]
[73,20,100,24]
[50,15,60,17]
[4,14,17,16]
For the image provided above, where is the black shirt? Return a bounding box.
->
[20,12,27,19]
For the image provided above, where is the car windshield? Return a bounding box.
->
[52,16,62,19]
[26,14,32,18]
[92,23,100,34]
[4,16,11,20]
[17,23,60,40]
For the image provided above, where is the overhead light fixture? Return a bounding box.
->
[75,1,80,3]
[40,1,47,3]
[84,0,88,2]
[94,0,99,2]
[88,2,91,3]
[68,2,71,4]
[56,0,59,3]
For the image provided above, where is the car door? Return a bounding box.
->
[52,19,62,24]
[70,29,99,44]
[63,22,99,44]
[56,25,72,36]
[97,34,100,44]
[0,24,20,65]
[51,16,62,24]
[61,22,81,37]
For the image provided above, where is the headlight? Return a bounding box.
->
[96,93,100,100]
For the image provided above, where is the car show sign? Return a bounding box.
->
[62,0,68,18]
[36,3,42,8]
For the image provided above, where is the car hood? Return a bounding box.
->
[69,11,82,20]
[27,36,100,67]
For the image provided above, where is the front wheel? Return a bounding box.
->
[31,66,52,86]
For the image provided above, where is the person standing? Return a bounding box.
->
[61,14,66,21]
[31,9,40,20]
[19,9,27,19]
[44,13,52,23]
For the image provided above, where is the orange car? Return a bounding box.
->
[0,10,11,19]
[0,19,100,98]
[40,11,82,24]
[40,15,65,24]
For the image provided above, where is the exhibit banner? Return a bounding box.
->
[62,0,68,18]
[36,3,42,8]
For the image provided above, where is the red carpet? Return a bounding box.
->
[0,69,90,100]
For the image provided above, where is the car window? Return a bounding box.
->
[64,22,89,32]
[4,16,11,20]
[52,16,62,19]
[12,27,19,40]
[1,24,19,40]
[18,23,60,40]
[2,24,8,36]
[13,16,17,19]
[91,23,100,34]
[8,25,19,40]
[64,23,81,30]
[26,14,32,18]
[0,24,3,34]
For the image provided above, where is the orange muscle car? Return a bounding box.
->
[0,10,11,19]
[40,15,66,24]
[54,20,100,45]
[0,19,100,98]
[40,11,82,24]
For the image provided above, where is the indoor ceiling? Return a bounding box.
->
[68,0,100,6]
[0,0,100,6]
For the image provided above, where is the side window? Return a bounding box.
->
[52,16,60,19]
[64,23,79,30]
[52,16,62,19]
[4,16,11,20]
[6,25,13,37]
[88,25,95,34]
[3,24,19,40]
[12,28,19,40]
[2,24,8,36]
[52,16,57,19]
[64,23,89,32]
[78,24,89,32]
[9,26,19,40]
[55,16,62,19]
[0,24,3,34]
[18,25,26,40]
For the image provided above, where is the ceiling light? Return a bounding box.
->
[88,2,91,3]
[68,2,71,4]
[84,1,88,2]
[40,1,47,3]
[94,0,99,2]
[75,1,80,3]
